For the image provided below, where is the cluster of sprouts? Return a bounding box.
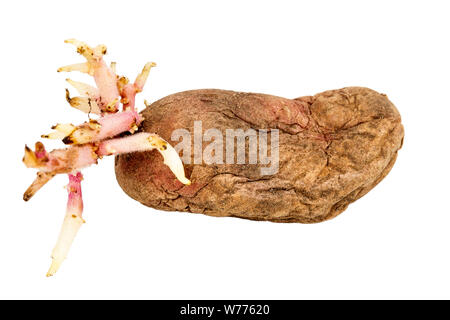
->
[23,40,190,276]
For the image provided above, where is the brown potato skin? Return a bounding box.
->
[115,87,404,223]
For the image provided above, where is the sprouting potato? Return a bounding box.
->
[23,39,403,277]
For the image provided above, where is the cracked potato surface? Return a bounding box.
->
[115,87,404,223]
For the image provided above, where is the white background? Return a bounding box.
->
[1,0,449,299]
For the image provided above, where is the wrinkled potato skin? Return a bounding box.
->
[115,87,404,223]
